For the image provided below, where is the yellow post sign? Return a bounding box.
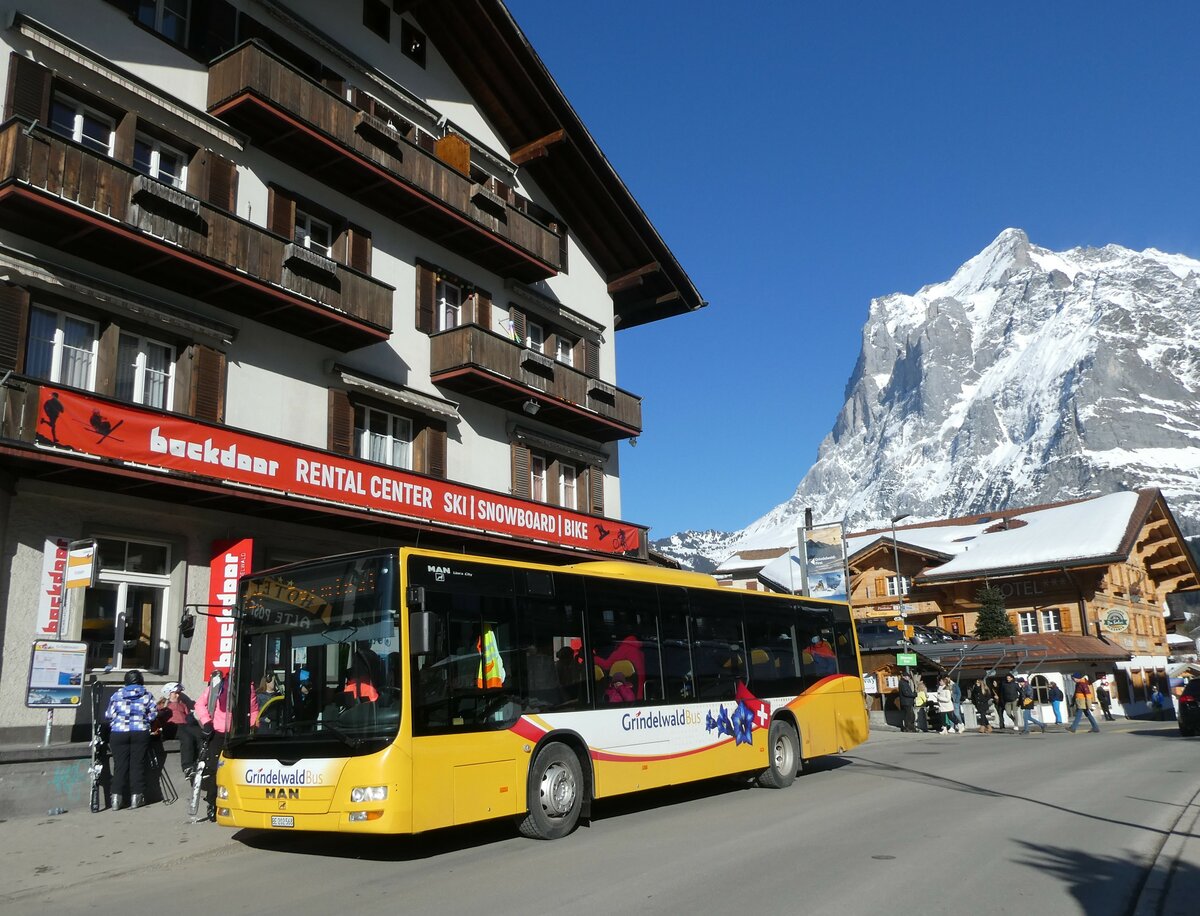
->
[65,543,97,589]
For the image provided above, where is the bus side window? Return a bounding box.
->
[584,579,659,707]
[689,590,746,700]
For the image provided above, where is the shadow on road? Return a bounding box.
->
[1014,839,1198,915]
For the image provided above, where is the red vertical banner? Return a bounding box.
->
[205,539,254,677]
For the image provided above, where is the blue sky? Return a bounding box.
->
[505,1,1200,539]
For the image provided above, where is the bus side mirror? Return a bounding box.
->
[178,614,196,654]
[410,612,435,655]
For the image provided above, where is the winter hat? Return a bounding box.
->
[161,682,182,698]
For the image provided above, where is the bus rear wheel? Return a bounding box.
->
[519,742,584,840]
[757,719,798,789]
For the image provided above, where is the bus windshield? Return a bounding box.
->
[228,552,400,755]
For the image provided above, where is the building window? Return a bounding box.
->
[437,279,462,331]
[355,404,413,469]
[560,462,578,510]
[1030,675,1051,705]
[886,575,911,597]
[401,20,427,67]
[82,536,171,671]
[1039,608,1062,632]
[530,454,546,502]
[295,209,334,257]
[526,320,545,353]
[49,94,114,156]
[556,335,575,366]
[116,333,175,410]
[362,0,390,41]
[26,306,99,391]
[137,0,190,45]
[133,133,187,189]
[1018,611,1037,634]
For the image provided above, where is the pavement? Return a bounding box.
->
[1,722,1197,914]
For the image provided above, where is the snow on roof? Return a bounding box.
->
[851,490,1142,579]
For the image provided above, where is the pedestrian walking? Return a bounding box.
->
[1068,673,1101,733]
[1096,681,1115,721]
[1151,686,1169,721]
[1001,673,1021,732]
[898,673,918,732]
[970,680,994,733]
[1048,681,1064,724]
[935,677,962,733]
[951,678,965,732]
[1018,677,1046,734]
[104,669,158,810]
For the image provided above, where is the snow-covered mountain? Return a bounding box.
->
[654,229,1200,569]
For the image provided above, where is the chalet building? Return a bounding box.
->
[714,547,789,590]
[0,1,702,742]
[847,488,1199,715]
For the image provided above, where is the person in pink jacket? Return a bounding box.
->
[194,670,258,820]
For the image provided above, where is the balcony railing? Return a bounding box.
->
[430,324,641,442]
[207,42,565,282]
[0,120,394,351]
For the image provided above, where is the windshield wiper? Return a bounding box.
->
[319,721,364,748]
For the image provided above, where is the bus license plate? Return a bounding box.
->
[270,815,294,828]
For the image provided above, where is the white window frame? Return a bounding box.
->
[49,94,114,157]
[133,132,188,189]
[27,305,99,391]
[1039,609,1062,632]
[116,332,176,410]
[437,279,462,332]
[138,0,191,45]
[560,461,577,510]
[530,454,546,503]
[556,335,574,366]
[356,405,414,470]
[526,320,545,353]
[87,536,172,671]
[1018,611,1038,634]
[295,210,334,257]
[886,575,911,597]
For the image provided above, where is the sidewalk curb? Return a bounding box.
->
[1131,784,1200,916]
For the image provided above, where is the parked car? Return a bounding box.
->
[1178,679,1200,737]
[911,625,967,644]
[855,622,906,651]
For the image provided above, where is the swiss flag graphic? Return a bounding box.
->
[736,681,772,730]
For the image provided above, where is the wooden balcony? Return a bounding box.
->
[207,42,565,283]
[0,121,394,350]
[430,324,641,441]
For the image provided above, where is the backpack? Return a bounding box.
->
[915,690,927,707]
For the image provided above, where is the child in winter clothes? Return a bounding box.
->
[104,669,158,810]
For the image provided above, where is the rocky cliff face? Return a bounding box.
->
[655,229,1200,569]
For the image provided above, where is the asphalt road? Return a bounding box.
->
[5,719,1197,915]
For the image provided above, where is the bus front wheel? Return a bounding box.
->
[758,719,798,789]
[519,742,584,840]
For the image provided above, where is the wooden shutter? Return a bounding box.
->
[874,577,886,599]
[511,443,531,499]
[268,186,296,238]
[96,323,121,397]
[347,224,372,273]
[415,263,435,333]
[422,424,446,479]
[327,389,354,455]
[584,339,599,377]
[510,308,526,344]
[113,112,138,166]
[1059,608,1073,632]
[189,345,226,423]
[587,465,605,515]
[202,152,238,212]
[473,290,491,329]
[0,284,30,372]
[1007,612,1019,632]
[4,53,52,123]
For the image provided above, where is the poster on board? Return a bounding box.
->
[26,640,88,707]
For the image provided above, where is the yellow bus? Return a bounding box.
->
[217,547,868,839]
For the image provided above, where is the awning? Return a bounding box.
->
[332,365,460,422]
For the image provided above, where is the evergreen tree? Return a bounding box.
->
[974,585,1015,639]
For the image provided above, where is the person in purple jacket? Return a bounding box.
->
[104,669,158,810]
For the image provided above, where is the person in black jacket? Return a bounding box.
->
[971,680,995,733]
[898,673,917,732]
[1000,673,1021,732]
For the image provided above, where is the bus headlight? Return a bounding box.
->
[350,785,388,803]
[218,785,229,799]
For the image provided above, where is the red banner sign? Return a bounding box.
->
[206,539,253,676]
[34,387,640,554]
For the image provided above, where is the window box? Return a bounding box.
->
[587,379,616,405]
[354,110,407,154]
[470,182,507,221]
[284,241,339,281]
[520,348,555,372]
[131,174,201,220]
